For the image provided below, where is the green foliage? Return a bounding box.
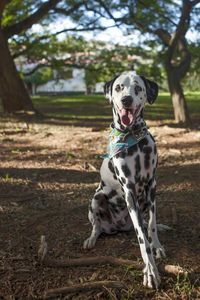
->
[23,67,53,86]
[2,0,34,27]
[2,0,200,94]
[183,43,200,91]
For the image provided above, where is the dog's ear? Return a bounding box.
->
[140,75,158,104]
[104,75,119,102]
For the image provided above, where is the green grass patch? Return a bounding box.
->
[33,92,200,122]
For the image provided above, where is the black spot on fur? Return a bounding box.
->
[94,193,105,201]
[101,180,106,187]
[150,187,156,202]
[138,137,148,152]
[97,180,106,192]
[139,237,144,244]
[152,228,155,232]
[148,236,152,243]
[154,144,157,155]
[143,146,152,170]
[127,144,138,156]
[122,164,131,177]
[99,210,112,223]
[151,205,155,213]
[121,177,126,184]
[126,182,136,194]
[137,209,144,228]
[135,228,138,235]
[116,151,126,159]
[115,167,119,176]
[108,160,115,174]
[135,154,141,175]
[118,178,123,186]
[146,247,151,254]
[116,197,126,210]
[108,190,117,199]
[113,174,117,180]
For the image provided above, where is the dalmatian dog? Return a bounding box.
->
[83,71,166,289]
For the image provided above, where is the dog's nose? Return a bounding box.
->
[121,95,133,107]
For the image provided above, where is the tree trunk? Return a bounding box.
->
[166,68,190,124]
[0,28,34,113]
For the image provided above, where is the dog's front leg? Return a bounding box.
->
[124,186,160,289]
[147,180,166,259]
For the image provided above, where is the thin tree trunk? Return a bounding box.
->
[166,68,190,124]
[0,28,35,113]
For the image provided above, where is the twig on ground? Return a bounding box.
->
[172,207,178,225]
[44,280,124,299]
[38,235,47,262]
[41,256,187,276]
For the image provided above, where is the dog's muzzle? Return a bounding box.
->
[121,95,133,108]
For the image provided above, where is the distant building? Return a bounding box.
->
[36,69,87,94]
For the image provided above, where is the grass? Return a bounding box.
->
[32,92,200,122]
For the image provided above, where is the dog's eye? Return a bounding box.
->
[115,84,121,92]
[135,85,142,95]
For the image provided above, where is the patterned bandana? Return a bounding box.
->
[102,125,148,159]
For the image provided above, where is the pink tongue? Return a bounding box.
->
[121,108,133,126]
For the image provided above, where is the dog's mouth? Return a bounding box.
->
[118,106,141,126]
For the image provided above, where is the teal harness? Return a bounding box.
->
[102,125,149,159]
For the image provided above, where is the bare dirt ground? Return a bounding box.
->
[0,115,200,299]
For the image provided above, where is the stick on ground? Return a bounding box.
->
[44,280,124,299]
[41,256,187,276]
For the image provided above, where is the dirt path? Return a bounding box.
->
[0,117,200,299]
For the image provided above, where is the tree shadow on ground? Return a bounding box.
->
[0,161,199,298]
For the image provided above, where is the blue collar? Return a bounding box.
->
[102,125,148,159]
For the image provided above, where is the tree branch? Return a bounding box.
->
[138,0,178,27]
[167,1,192,59]
[51,23,118,36]
[22,63,51,76]
[3,0,63,38]
[177,37,191,78]
[190,0,200,6]
[0,0,12,23]
[53,3,84,16]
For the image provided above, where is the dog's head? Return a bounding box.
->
[104,71,158,128]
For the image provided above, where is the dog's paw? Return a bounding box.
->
[155,246,166,259]
[83,237,96,249]
[143,263,160,289]
[151,243,166,259]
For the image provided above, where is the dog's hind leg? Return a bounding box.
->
[83,186,103,249]
[83,220,101,249]
[83,178,126,249]
[147,179,166,259]
[83,181,116,249]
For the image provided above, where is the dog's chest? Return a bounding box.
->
[101,134,157,193]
